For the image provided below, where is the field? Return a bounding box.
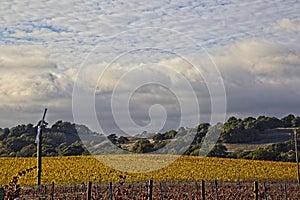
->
[0,155,298,186]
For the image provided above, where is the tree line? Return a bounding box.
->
[0,114,299,162]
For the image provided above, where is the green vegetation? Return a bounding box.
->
[0,114,299,162]
[0,121,89,157]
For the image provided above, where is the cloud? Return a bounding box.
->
[212,39,300,77]
[0,45,57,70]
[0,45,76,127]
[273,18,300,32]
[209,39,300,117]
[0,0,300,131]
[0,45,75,99]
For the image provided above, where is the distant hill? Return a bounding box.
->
[0,114,299,162]
[0,121,94,157]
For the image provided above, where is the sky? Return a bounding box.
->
[0,0,300,135]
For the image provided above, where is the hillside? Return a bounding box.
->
[0,114,299,162]
[224,128,293,152]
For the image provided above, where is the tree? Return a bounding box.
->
[0,128,9,140]
[248,148,277,161]
[3,128,9,135]
[165,130,177,139]
[243,117,256,129]
[131,139,154,153]
[192,123,210,145]
[3,137,31,152]
[18,144,37,157]
[153,140,168,150]
[107,134,117,144]
[152,133,165,141]
[207,144,228,158]
[281,114,295,127]
[117,136,129,144]
[50,121,76,135]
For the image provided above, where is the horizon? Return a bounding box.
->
[2,112,299,135]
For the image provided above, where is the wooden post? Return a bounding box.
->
[294,129,300,185]
[147,180,153,200]
[215,180,219,200]
[82,183,86,193]
[201,180,205,200]
[284,183,287,200]
[42,185,46,199]
[131,183,134,199]
[195,182,199,200]
[51,182,55,200]
[97,184,100,200]
[279,183,282,200]
[254,181,258,200]
[263,182,267,200]
[37,138,42,185]
[159,182,163,200]
[0,187,5,200]
[37,108,47,186]
[86,181,92,200]
[109,182,113,200]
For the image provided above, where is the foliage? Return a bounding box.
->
[0,155,297,186]
[117,136,129,144]
[0,114,299,162]
[207,144,228,158]
[3,165,36,199]
[220,117,259,143]
[131,139,154,153]
[107,134,118,144]
[0,121,89,157]
[152,130,178,141]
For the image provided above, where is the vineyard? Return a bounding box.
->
[17,180,300,200]
[0,155,298,186]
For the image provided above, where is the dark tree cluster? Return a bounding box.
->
[0,121,89,157]
[0,114,299,162]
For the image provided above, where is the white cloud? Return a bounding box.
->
[273,18,300,32]
[0,45,56,70]
[0,45,78,127]
[208,39,300,118]
[212,39,300,76]
[0,0,300,130]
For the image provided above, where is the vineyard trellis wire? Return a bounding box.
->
[11,180,300,200]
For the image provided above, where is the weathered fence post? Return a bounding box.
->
[201,180,205,200]
[279,183,282,200]
[195,182,199,200]
[131,183,134,199]
[0,187,5,200]
[42,185,46,199]
[263,182,267,200]
[215,180,219,200]
[86,181,92,200]
[82,183,86,193]
[109,182,113,200]
[51,182,54,200]
[159,182,163,200]
[284,183,287,200]
[254,181,258,200]
[147,180,153,200]
[96,184,100,200]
